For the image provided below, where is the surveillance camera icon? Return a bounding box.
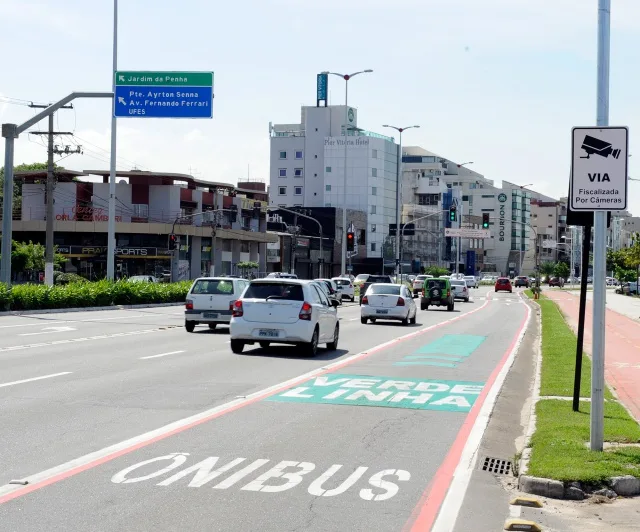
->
[580,135,621,159]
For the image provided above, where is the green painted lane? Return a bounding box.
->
[395,334,486,367]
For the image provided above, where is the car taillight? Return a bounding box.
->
[396,297,405,306]
[447,291,451,297]
[232,300,243,317]
[185,299,193,310]
[229,300,236,311]
[361,295,368,305]
[299,301,312,321]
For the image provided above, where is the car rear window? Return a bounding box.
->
[497,278,509,283]
[243,282,304,301]
[415,276,427,281]
[368,276,392,283]
[451,280,465,286]
[191,279,235,295]
[334,279,350,286]
[427,279,447,289]
[368,285,401,295]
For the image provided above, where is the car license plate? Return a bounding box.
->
[204,312,218,319]
[376,309,389,315]
[259,329,279,338]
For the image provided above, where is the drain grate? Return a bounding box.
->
[482,456,512,475]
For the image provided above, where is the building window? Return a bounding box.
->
[279,151,287,159]
[372,149,378,158]
[359,230,366,245]
[294,186,302,196]
[294,168,303,177]
[372,186,377,196]
[278,186,287,195]
[371,243,376,252]
[371,224,376,232]
[325,184,331,191]
[241,241,250,253]
[370,205,376,214]
[325,166,331,172]
[372,168,378,177]
[295,150,303,159]
[481,208,495,212]
[278,168,287,178]
[314,173,317,177]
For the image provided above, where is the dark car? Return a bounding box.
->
[359,275,394,305]
[495,277,513,293]
[420,278,454,311]
[548,277,564,287]
[514,276,530,288]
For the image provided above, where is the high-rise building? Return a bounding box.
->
[269,104,398,260]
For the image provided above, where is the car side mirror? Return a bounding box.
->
[331,299,340,308]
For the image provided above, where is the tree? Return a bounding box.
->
[624,232,640,281]
[424,266,449,277]
[236,261,259,278]
[0,162,50,208]
[539,261,555,277]
[553,261,570,280]
[0,241,67,280]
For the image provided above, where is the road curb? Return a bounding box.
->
[0,302,183,317]
[518,474,640,500]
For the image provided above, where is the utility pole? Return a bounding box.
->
[28,103,74,286]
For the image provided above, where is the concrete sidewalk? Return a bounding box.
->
[545,291,640,422]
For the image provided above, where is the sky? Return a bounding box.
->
[1,0,639,213]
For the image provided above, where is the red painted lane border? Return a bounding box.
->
[0,296,493,505]
[406,298,531,532]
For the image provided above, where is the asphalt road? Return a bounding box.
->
[0,287,531,531]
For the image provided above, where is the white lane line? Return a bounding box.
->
[0,372,72,389]
[20,326,77,337]
[0,296,493,503]
[140,350,186,360]
[0,321,66,329]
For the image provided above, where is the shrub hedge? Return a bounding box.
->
[0,280,192,311]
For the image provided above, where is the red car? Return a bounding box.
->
[495,277,513,293]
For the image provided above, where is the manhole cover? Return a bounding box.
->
[481,456,512,475]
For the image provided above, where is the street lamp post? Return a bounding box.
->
[382,124,420,279]
[455,162,474,274]
[322,70,373,276]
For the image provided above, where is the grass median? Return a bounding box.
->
[524,291,640,483]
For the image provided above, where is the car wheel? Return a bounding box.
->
[302,327,319,357]
[259,341,270,349]
[420,301,426,310]
[327,324,339,350]
[447,303,454,312]
[360,317,368,324]
[401,315,409,326]
[409,312,416,325]
[230,339,245,354]
[351,296,355,302]
[208,324,217,330]
[509,290,513,293]
[185,321,195,333]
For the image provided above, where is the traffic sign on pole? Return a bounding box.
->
[570,126,628,211]
[114,71,214,118]
[444,228,490,239]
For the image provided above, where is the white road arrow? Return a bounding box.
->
[20,326,77,337]
[117,97,127,105]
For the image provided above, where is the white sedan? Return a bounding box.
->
[229,279,340,357]
[450,279,470,302]
[360,283,417,326]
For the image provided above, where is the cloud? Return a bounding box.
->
[183,129,206,143]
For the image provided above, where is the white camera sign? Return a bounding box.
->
[570,126,629,211]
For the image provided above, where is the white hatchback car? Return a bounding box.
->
[229,279,340,356]
[463,275,478,289]
[332,277,355,302]
[185,277,249,332]
[360,283,417,326]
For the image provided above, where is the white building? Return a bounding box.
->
[269,104,398,259]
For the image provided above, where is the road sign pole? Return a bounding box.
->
[107,0,118,281]
[590,0,610,451]
[573,224,592,412]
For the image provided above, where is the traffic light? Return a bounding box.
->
[482,213,490,229]
[449,205,457,222]
[346,231,355,252]
[168,234,179,250]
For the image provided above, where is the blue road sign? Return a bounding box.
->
[114,85,213,118]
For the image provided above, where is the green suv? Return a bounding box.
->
[420,277,455,311]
